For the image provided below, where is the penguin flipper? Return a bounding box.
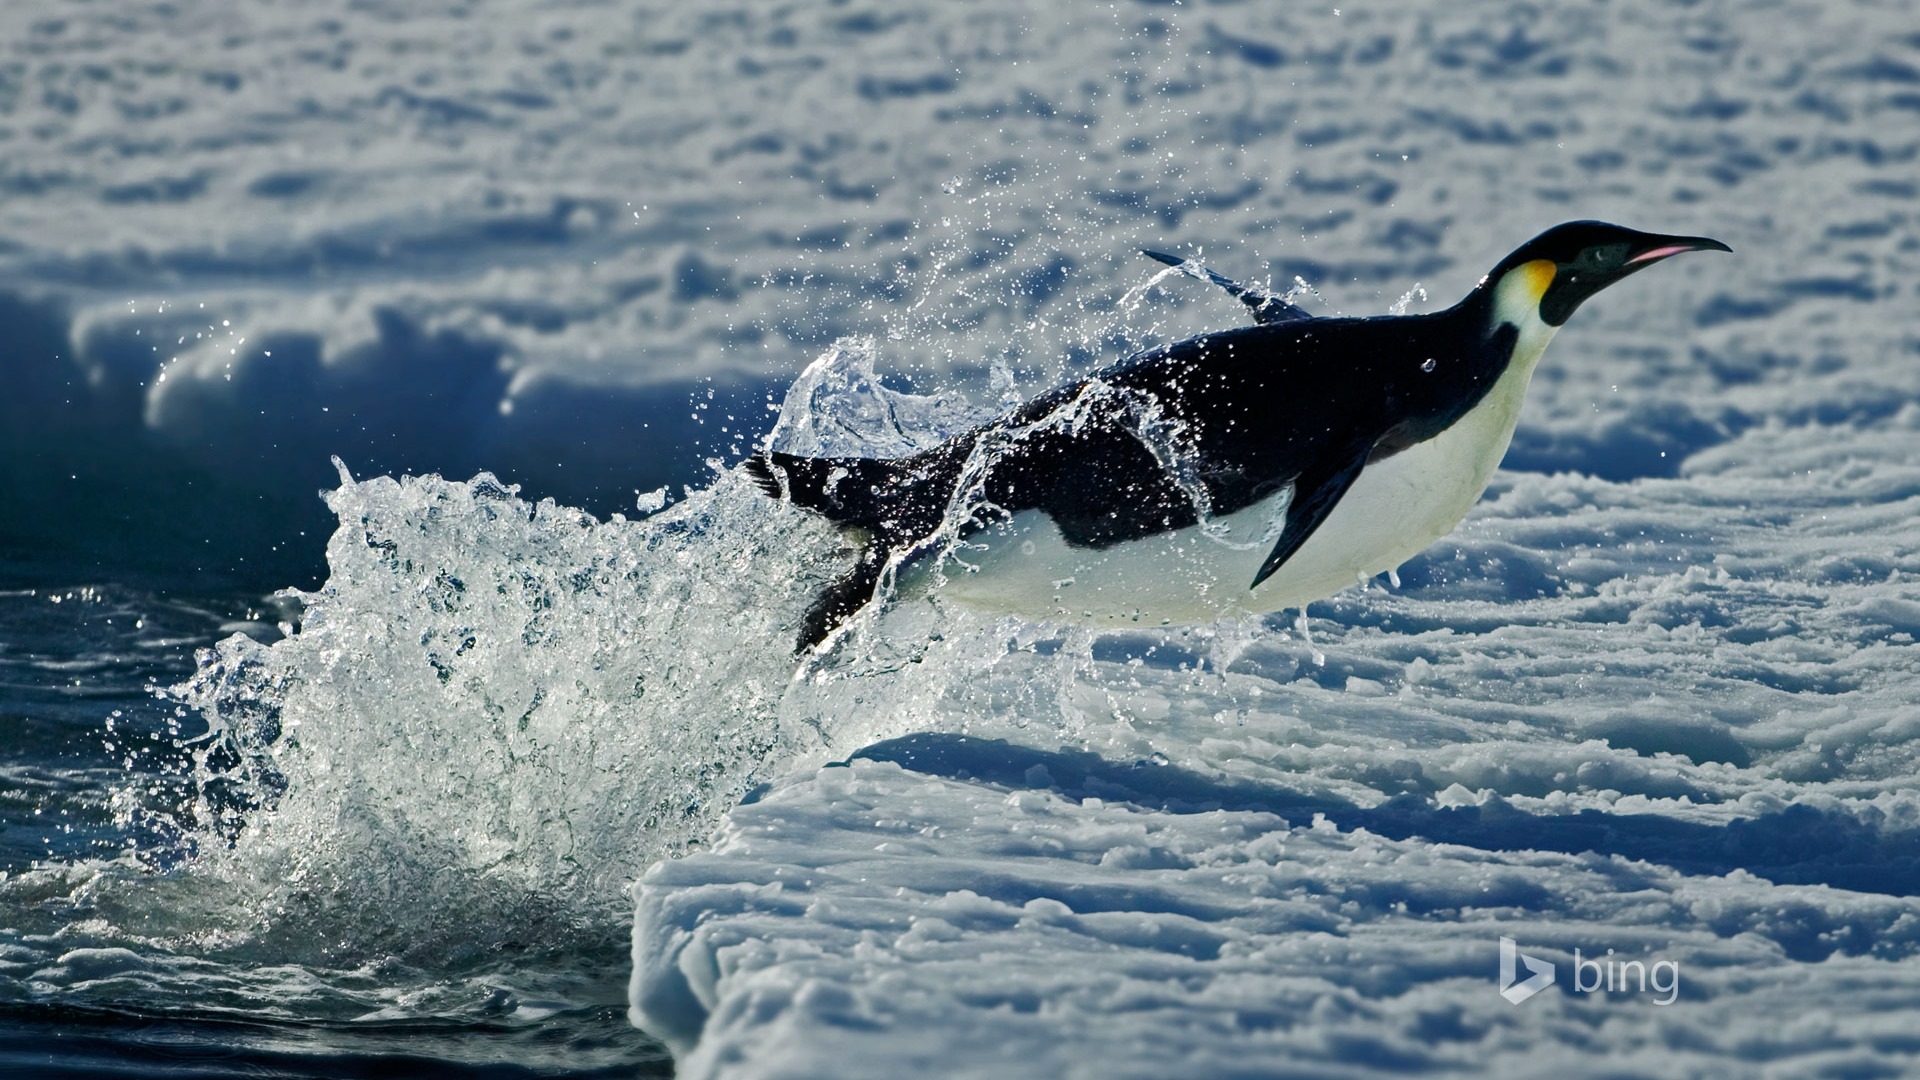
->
[1140,249,1311,326]
[1249,447,1371,590]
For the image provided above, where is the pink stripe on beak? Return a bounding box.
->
[1627,244,1693,265]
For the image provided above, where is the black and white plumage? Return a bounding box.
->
[747,221,1730,652]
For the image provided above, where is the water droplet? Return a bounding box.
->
[1421,358,1436,373]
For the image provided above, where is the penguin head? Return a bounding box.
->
[1486,221,1732,327]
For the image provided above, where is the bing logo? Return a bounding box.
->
[1498,937,1680,1006]
[1498,937,1555,1004]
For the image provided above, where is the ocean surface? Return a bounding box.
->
[4,0,1920,1076]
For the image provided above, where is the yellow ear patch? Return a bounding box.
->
[1518,259,1556,304]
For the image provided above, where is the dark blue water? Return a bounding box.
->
[0,585,671,1077]
[0,1000,658,1080]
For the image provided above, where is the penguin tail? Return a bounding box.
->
[746,445,967,651]
[743,450,909,651]
[742,450,902,531]
[742,453,786,498]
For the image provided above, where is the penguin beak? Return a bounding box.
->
[1625,234,1733,266]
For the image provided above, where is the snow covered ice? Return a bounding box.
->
[631,421,1920,1078]
[5,0,1920,1077]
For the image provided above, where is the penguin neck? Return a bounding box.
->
[1464,262,1562,381]
[1415,264,1560,456]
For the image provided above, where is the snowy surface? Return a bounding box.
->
[638,761,1918,1079]
[5,0,1920,1076]
[630,420,1920,1078]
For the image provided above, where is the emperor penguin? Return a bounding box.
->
[746,221,1731,652]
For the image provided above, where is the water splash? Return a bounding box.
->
[142,343,1157,962]
[767,337,998,459]
[161,458,878,961]
[39,287,1320,1019]
[1389,283,1428,315]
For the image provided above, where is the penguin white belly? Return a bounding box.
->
[911,319,1554,625]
